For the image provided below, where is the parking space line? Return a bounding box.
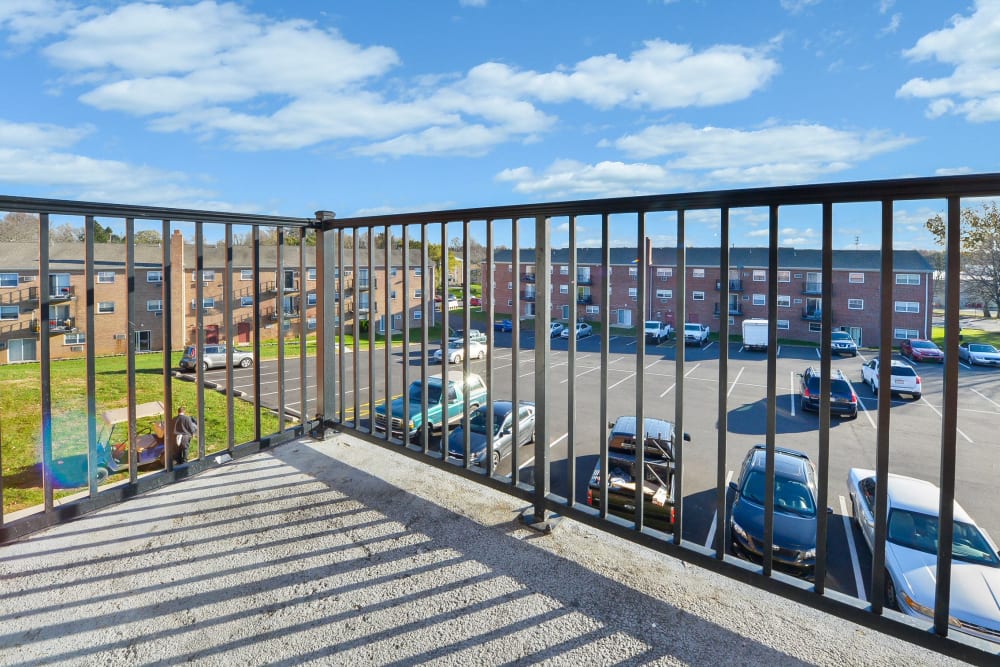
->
[608,373,636,391]
[777,345,782,357]
[703,470,734,550]
[972,388,1000,410]
[519,431,569,470]
[684,363,701,377]
[727,367,745,398]
[857,395,877,429]
[838,494,867,602]
[815,348,821,359]
[561,365,601,384]
[920,399,974,443]
[659,383,675,398]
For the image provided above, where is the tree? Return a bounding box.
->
[0,212,39,241]
[926,201,1000,318]
[135,230,162,245]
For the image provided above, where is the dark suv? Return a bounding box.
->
[730,445,822,576]
[798,367,858,419]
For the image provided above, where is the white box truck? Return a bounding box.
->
[742,318,768,352]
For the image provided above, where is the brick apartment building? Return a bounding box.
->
[488,247,935,346]
[0,232,429,364]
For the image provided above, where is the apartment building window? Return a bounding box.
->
[414,267,422,277]
[201,270,215,282]
[0,273,17,288]
[656,268,672,280]
[98,301,115,314]
[848,298,864,310]
[414,289,422,298]
[191,298,215,310]
[752,294,766,306]
[64,333,85,345]
[752,270,766,282]
[240,269,253,281]
[656,289,672,300]
[307,318,317,330]
[895,328,919,340]
[849,272,864,284]
[777,271,790,283]
[560,265,569,275]
[390,268,398,277]
[147,300,162,312]
[343,269,353,277]
[808,323,822,333]
[307,293,317,306]
[97,271,115,284]
[628,287,638,301]
[284,270,297,289]
[240,296,254,307]
[560,285,568,294]
[586,305,600,315]
[777,319,790,330]
[0,305,18,320]
[896,273,921,285]
[308,268,316,281]
[414,310,422,320]
[507,282,513,289]
[692,268,705,278]
[777,295,791,308]
[895,301,920,313]
[507,299,513,307]
[628,267,638,280]
[146,271,162,283]
[692,291,705,301]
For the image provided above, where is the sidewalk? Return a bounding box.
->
[0,434,973,666]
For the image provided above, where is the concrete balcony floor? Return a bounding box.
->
[0,435,965,666]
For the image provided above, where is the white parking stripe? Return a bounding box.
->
[839,494,867,603]
[920,399,974,443]
[608,373,636,391]
[857,394,877,429]
[519,431,569,470]
[659,383,675,398]
[972,388,1000,411]
[727,367,744,398]
[703,470,734,550]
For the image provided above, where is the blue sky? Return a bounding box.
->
[1,1,998,251]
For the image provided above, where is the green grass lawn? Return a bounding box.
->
[1,352,280,514]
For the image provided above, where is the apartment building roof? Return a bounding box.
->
[493,247,934,272]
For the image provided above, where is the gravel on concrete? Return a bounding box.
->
[0,433,980,666]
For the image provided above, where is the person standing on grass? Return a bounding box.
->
[173,406,198,464]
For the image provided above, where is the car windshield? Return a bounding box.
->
[832,332,852,341]
[467,408,500,436]
[685,324,700,332]
[741,470,816,517]
[888,510,1000,566]
[448,340,464,349]
[646,321,660,327]
[911,341,936,349]
[409,382,442,404]
[970,344,998,353]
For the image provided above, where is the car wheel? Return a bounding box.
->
[477,350,485,360]
[95,467,109,483]
[884,572,899,611]
[202,361,209,373]
[912,393,921,400]
[871,381,878,396]
[851,351,857,358]
[529,427,536,443]
[491,450,501,470]
[239,357,252,368]
[800,396,808,412]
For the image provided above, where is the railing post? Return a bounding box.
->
[316,212,338,431]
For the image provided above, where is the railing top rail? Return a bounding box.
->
[0,195,312,227]
[324,173,1000,228]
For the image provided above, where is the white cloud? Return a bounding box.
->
[881,13,901,35]
[0,119,92,149]
[496,159,694,199]
[780,0,821,14]
[897,1,1000,122]
[459,0,487,6]
[934,166,973,176]
[0,0,94,45]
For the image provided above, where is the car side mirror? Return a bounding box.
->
[608,421,615,429]
[728,481,738,492]
[682,432,691,442]
[827,507,834,515]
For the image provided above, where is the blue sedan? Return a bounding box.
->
[493,319,513,332]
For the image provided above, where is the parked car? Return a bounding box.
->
[798,367,858,419]
[830,330,859,357]
[730,446,823,576]
[560,322,593,339]
[741,319,767,352]
[901,338,944,363]
[861,358,921,399]
[683,323,710,346]
[469,296,482,307]
[847,468,1000,643]
[958,342,1000,367]
[550,322,566,338]
[645,320,673,344]
[179,344,254,372]
[447,401,535,468]
[451,328,487,344]
[493,319,513,332]
[373,372,489,439]
[432,339,487,364]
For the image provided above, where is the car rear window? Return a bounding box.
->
[891,365,916,377]
[806,376,852,394]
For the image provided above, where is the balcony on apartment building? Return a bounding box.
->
[576,273,593,286]
[802,307,822,321]
[576,294,593,305]
[48,285,76,301]
[802,280,823,295]
[715,279,744,292]
[31,317,77,334]
[714,302,743,317]
[521,290,536,302]
[521,272,536,283]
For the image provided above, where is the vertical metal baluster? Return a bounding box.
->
[39,213,53,509]
[634,212,647,531]
[84,216,98,495]
[462,219,472,468]
[299,228,308,429]
[763,205,779,574]
[485,219,495,476]
[420,226,429,452]
[511,218,520,484]
[352,230,360,430]
[224,225,235,451]
[673,210,686,546]
[384,224,392,441]
[252,227,262,442]
[715,208,730,557]
[195,221,206,459]
[162,219,174,471]
[337,229,346,425]
[532,214,551,523]
[402,224,410,446]
[816,202,834,591]
[277,226,286,433]
[440,222,450,457]
[368,226,375,433]
[567,214,577,507]
[125,217,139,482]
[599,213,610,519]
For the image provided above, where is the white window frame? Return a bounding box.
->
[656,268,672,280]
[655,289,672,300]
[97,301,115,314]
[808,322,822,333]
[559,285,568,294]
[146,299,163,312]
[414,289,422,299]
[0,305,18,320]
[752,270,766,282]
[692,268,705,278]
[97,271,115,284]
[201,270,215,282]
[752,293,766,306]
[849,272,865,284]
[307,268,316,281]
[692,291,705,301]
[307,293,317,306]
[414,309,422,320]
[628,267,638,280]
[586,305,600,314]
[64,332,85,345]
[413,267,422,277]
[507,299,513,307]
[777,295,791,308]
[848,298,864,310]
[628,287,638,301]
[894,301,919,313]
[146,271,162,283]
[777,271,790,283]
[894,328,919,340]
[777,319,790,330]
[0,273,18,288]
[240,296,254,307]
[507,282,513,289]
[559,265,569,275]
[896,273,920,285]
[240,269,254,281]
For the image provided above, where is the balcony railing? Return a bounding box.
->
[715,279,743,292]
[576,294,593,305]
[2,172,999,664]
[802,308,822,321]
[714,303,743,316]
[49,286,75,301]
[32,317,77,334]
[522,273,536,283]
[576,274,593,285]
[521,291,536,302]
[802,281,822,295]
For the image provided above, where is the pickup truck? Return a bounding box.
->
[451,328,487,345]
[587,416,691,532]
[683,323,710,346]
[644,321,673,343]
[373,372,489,439]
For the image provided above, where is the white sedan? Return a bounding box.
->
[958,342,1000,367]
[432,339,487,364]
[847,468,1000,643]
[560,322,593,339]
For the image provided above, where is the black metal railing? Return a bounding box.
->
[716,279,743,292]
[714,303,743,316]
[2,173,1000,664]
[522,273,536,282]
[802,308,822,321]
[577,274,593,285]
[577,294,593,305]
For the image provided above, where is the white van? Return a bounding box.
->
[741,318,768,352]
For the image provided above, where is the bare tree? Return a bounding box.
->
[0,212,39,241]
[927,201,1000,317]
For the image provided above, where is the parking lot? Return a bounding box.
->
[189,326,1000,606]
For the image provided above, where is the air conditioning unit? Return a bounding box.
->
[70,346,84,352]
[113,333,127,340]
[19,276,31,283]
